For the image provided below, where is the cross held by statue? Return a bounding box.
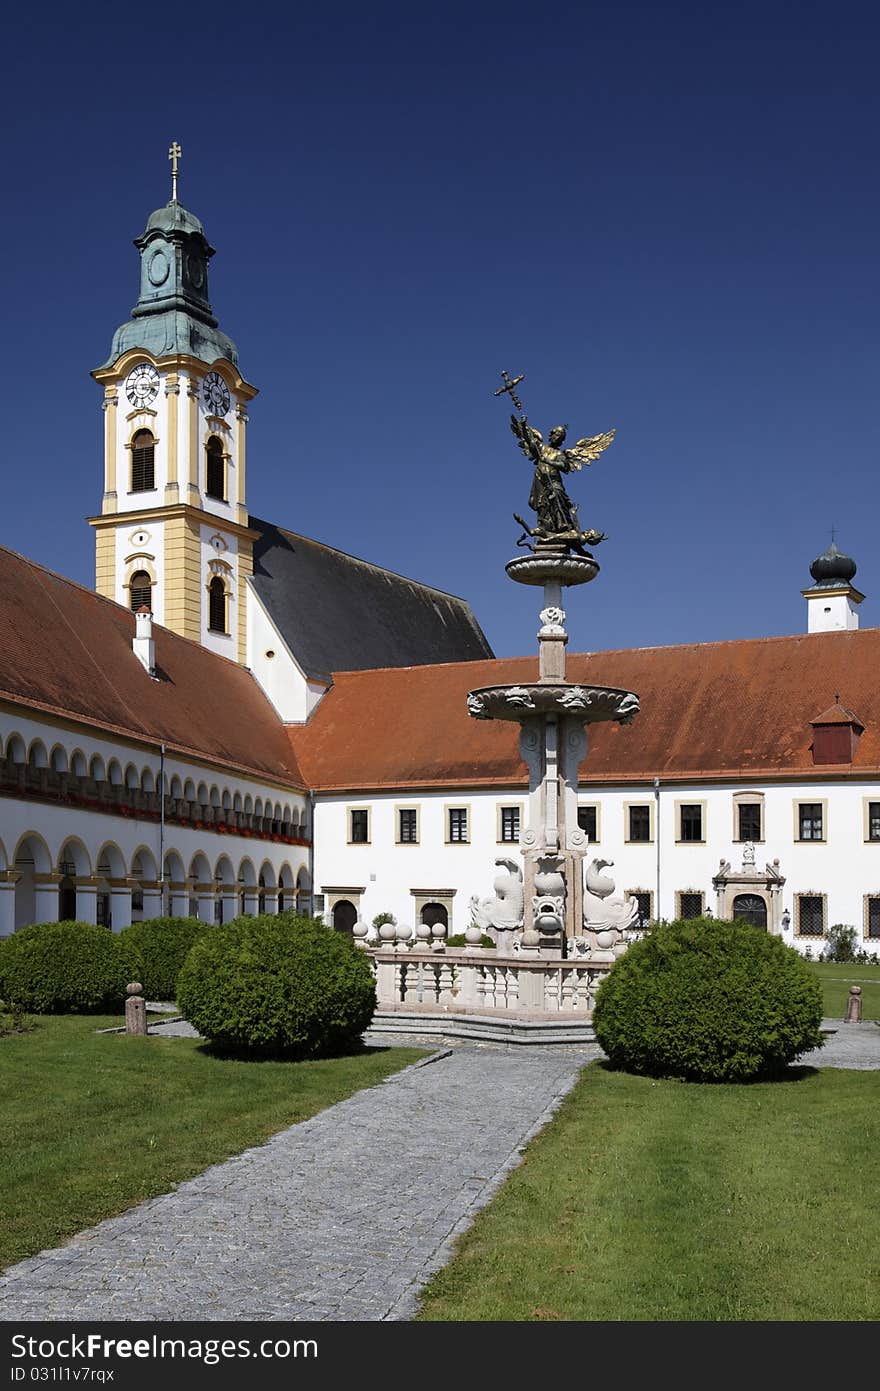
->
[494,370,526,415]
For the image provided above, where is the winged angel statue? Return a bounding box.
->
[510,417,614,556]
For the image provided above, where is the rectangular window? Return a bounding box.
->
[398,808,418,843]
[628,805,651,842]
[798,804,824,841]
[868,803,880,842]
[130,434,155,493]
[448,807,468,842]
[577,806,598,841]
[679,804,703,842]
[349,809,369,844]
[738,802,762,841]
[678,892,704,920]
[629,891,652,928]
[797,895,825,936]
[500,806,520,843]
[867,898,880,939]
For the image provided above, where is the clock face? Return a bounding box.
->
[203,371,231,417]
[125,363,160,409]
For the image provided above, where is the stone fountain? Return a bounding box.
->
[466,373,639,959]
[364,373,640,1041]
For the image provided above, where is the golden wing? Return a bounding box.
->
[566,429,616,470]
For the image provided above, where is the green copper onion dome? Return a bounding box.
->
[809,541,857,587]
[98,197,238,369]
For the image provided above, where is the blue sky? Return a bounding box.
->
[2,3,878,660]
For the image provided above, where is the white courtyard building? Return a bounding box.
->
[297,584,880,958]
[0,169,878,960]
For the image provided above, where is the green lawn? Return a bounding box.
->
[810,961,880,1019]
[0,1015,423,1270]
[417,1063,880,1321]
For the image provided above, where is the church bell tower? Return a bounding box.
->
[89,144,259,663]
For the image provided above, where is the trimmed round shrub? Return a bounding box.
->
[593,917,824,1082]
[176,912,377,1057]
[0,921,143,1014]
[120,916,208,1000]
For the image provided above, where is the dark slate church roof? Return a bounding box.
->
[249,519,494,681]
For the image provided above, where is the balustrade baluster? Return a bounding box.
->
[438,956,455,1007]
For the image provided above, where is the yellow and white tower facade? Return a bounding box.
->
[89,147,259,664]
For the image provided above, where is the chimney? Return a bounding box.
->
[133,607,156,676]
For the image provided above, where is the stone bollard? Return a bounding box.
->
[845,985,862,1023]
[125,982,148,1036]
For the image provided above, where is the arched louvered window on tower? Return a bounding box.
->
[130,430,155,492]
[129,571,152,613]
[206,437,225,500]
[208,576,227,633]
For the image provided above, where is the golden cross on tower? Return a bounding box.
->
[168,141,182,201]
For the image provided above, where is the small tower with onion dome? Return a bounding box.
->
[803,540,864,633]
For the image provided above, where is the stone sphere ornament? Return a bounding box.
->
[465,923,483,946]
[378,921,397,944]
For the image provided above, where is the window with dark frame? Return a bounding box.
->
[868,898,880,939]
[868,803,880,841]
[577,806,598,841]
[679,892,703,920]
[130,430,155,492]
[797,895,824,935]
[208,576,226,633]
[680,804,703,842]
[349,809,369,843]
[129,571,152,613]
[206,436,225,500]
[398,808,418,843]
[738,802,762,841]
[798,803,824,840]
[628,805,651,842]
[500,806,520,843]
[631,891,652,928]
[448,807,468,842]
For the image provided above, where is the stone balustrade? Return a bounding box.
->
[367,947,610,1019]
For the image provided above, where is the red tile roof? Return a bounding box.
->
[4,541,878,798]
[290,631,880,791]
[0,546,303,788]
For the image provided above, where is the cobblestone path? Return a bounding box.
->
[0,1044,599,1322]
